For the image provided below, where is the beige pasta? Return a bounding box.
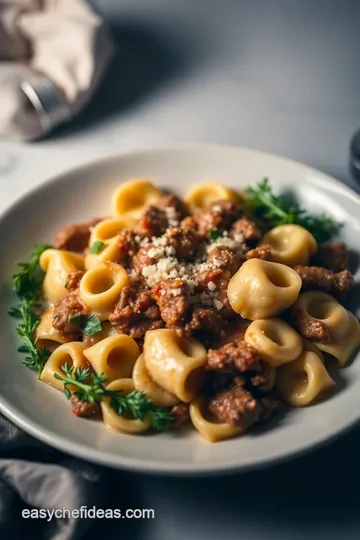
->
[144,329,207,403]
[84,334,140,382]
[35,307,68,352]
[112,179,162,219]
[292,291,360,366]
[40,249,84,304]
[276,349,335,406]
[89,217,134,246]
[79,261,129,320]
[245,318,303,366]
[184,181,236,213]
[85,237,123,270]
[83,321,118,347]
[190,395,242,442]
[40,342,89,391]
[133,354,179,407]
[261,224,317,266]
[101,378,151,434]
[227,259,302,320]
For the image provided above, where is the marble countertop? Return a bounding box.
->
[1,0,360,538]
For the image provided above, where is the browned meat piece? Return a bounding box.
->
[311,242,349,272]
[54,218,101,252]
[208,386,262,429]
[156,194,188,224]
[171,403,190,428]
[117,230,139,266]
[230,217,262,248]
[195,268,235,319]
[185,308,224,340]
[134,205,169,238]
[294,266,353,297]
[152,279,192,328]
[70,394,100,417]
[132,245,156,273]
[246,244,272,261]
[206,341,260,373]
[180,215,199,232]
[65,270,84,292]
[109,287,164,339]
[292,308,331,343]
[195,200,240,235]
[207,245,243,275]
[53,292,89,340]
[163,227,201,261]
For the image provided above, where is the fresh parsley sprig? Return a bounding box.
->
[54,364,174,431]
[244,178,341,242]
[9,244,51,377]
[68,313,102,336]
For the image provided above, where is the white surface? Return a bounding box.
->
[1,145,360,476]
[1,0,360,537]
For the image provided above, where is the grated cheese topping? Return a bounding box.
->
[130,230,245,310]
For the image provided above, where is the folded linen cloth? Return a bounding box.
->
[0,413,110,539]
[0,0,114,139]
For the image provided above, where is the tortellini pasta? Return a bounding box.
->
[190,395,242,442]
[133,354,179,407]
[35,307,69,352]
[40,342,89,391]
[261,224,317,266]
[112,179,162,220]
[245,318,303,366]
[82,321,118,347]
[79,261,129,320]
[227,259,302,320]
[40,249,84,304]
[85,237,123,270]
[89,217,134,246]
[83,334,140,382]
[144,329,207,403]
[276,349,335,406]
[184,181,236,213]
[101,378,151,434]
[292,291,360,366]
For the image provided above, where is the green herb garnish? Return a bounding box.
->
[209,228,223,241]
[54,364,173,431]
[9,244,52,377]
[89,241,105,254]
[245,178,341,242]
[83,314,102,336]
[68,313,102,336]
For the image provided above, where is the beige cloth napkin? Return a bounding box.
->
[0,0,114,140]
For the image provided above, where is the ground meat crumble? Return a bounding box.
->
[108,287,164,340]
[52,292,89,340]
[54,218,101,253]
[294,266,353,297]
[310,241,349,272]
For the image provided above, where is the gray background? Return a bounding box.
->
[1,0,360,538]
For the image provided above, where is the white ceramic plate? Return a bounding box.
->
[0,144,359,475]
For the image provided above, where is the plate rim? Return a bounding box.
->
[1,142,360,476]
